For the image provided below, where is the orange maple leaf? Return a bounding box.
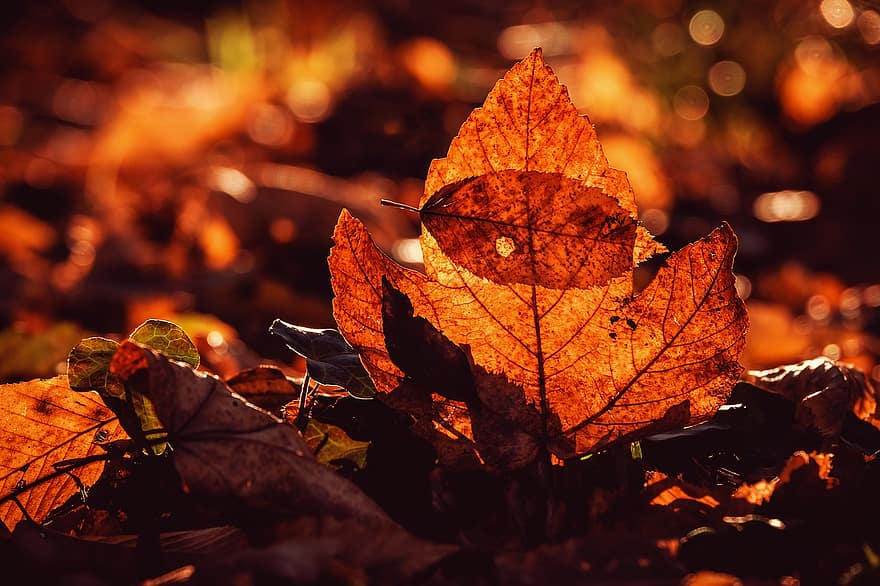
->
[329,49,748,464]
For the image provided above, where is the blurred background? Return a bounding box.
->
[1,0,879,384]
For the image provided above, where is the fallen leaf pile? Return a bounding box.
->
[4,49,880,586]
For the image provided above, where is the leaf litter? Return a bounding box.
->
[1,49,880,585]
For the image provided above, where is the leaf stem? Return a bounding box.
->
[295,372,311,432]
[380,199,421,213]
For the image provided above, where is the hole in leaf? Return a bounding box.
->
[495,236,516,258]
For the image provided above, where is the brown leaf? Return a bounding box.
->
[225,366,300,410]
[420,171,638,289]
[329,52,748,460]
[0,376,124,528]
[422,48,665,267]
[331,212,746,457]
[109,341,389,524]
[744,357,877,436]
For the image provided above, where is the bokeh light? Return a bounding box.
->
[392,238,423,264]
[689,10,725,46]
[652,22,685,56]
[858,10,880,44]
[286,78,332,123]
[753,190,820,223]
[673,85,709,120]
[820,0,854,29]
[708,60,746,96]
[399,38,456,93]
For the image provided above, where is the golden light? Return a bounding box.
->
[206,330,226,348]
[735,274,752,300]
[753,190,820,222]
[391,238,423,264]
[399,37,456,93]
[286,78,332,123]
[248,103,294,147]
[602,134,671,210]
[820,0,854,29]
[207,167,256,203]
[864,284,880,307]
[822,343,841,361]
[269,218,296,243]
[858,10,880,44]
[688,10,724,46]
[652,22,684,56]
[498,22,568,60]
[807,294,831,321]
[708,60,746,96]
[673,85,709,120]
[640,208,669,236]
[794,37,841,77]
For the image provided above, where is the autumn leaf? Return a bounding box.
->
[744,357,877,437]
[225,365,300,410]
[0,376,124,529]
[421,48,665,269]
[109,341,389,524]
[329,49,748,460]
[419,171,638,289]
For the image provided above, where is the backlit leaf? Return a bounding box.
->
[420,171,637,289]
[422,48,665,269]
[0,376,124,529]
[328,50,748,461]
[67,337,123,398]
[129,319,200,369]
[304,420,370,471]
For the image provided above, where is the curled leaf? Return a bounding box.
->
[109,341,388,524]
[745,357,877,437]
[269,319,376,399]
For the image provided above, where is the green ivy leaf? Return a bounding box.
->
[129,319,200,369]
[67,337,124,398]
[304,420,370,471]
[66,320,200,455]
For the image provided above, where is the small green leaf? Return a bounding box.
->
[67,337,124,398]
[270,320,376,399]
[130,319,200,369]
[130,391,168,456]
[304,420,370,470]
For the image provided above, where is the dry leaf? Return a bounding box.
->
[225,366,300,410]
[109,341,388,524]
[422,48,665,268]
[0,376,124,529]
[420,171,638,289]
[329,50,748,459]
[745,357,877,437]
